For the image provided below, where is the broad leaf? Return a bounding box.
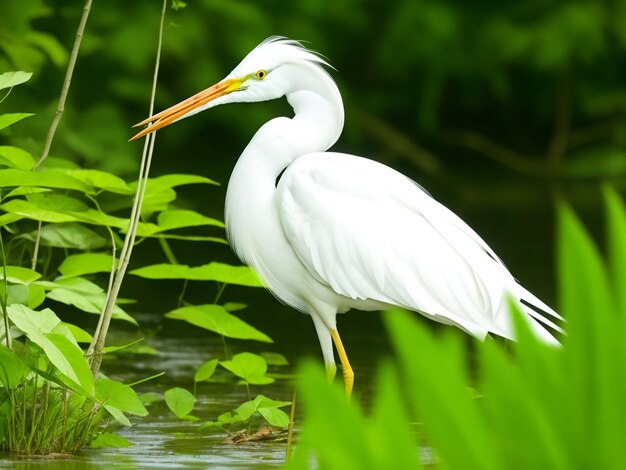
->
[58,253,116,278]
[43,277,137,324]
[61,169,133,194]
[141,173,219,190]
[0,146,36,170]
[0,345,28,389]
[131,262,264,287]
[165,304,271,343]
[0,113,34,130]
[91,432,133,449]
[0,169,93,193]
[195,359,219,382]
[36,223,108,250]
[0,265,41,284]
[164,387,196,418]
[96,378,148,416]
[0,71,32,90]
[220,352,274,384]
[229,394,290,425]
[7,305,94,395]
[63,322,94,343]
[157,209,224,230]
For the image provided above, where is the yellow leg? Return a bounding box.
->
[330,329,354,398]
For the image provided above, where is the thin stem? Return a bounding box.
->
[30,220,42,271]
[158,237,178,264]
[89,0,168,377]
[33,0,93,170]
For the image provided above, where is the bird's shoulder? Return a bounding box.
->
[277,152,432,206]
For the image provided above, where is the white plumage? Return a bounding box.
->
[132,37,563,395]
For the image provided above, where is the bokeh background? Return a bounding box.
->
[2,0,625,346]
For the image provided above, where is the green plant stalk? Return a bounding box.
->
[88,0,168,376]
[33,0,93,170]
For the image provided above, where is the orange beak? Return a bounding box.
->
[129,77,243,141]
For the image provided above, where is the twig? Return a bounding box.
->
[88,0,168,376]
[32,0,93,170]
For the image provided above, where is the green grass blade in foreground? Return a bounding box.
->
[603,186,626,315]
[557,202,622,466]
[367,361,423,469]
[287,361,375,470]
[385,309,501,470]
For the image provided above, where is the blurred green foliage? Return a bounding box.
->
[288,187,626,469]
[1,0,624,198]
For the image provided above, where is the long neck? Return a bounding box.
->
[225,64,344,266]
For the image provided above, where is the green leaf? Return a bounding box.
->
[7,305,94,395]
[220,352,274,384]
[0,169,93,193]
[3,284,29,306]
[164,387,196,418]
[165,304,272,343]
[143,173,219,190]
[603,186,626,315]
[36,223,108,250]
[58,253,116,278]
[157,209,225,230]
[0,345,28,389]
[258,406,290,427]
[43,277,137,324]
[261,352,289,366]
[0,265,41,284]
[61,169,133,195]
[104,405,131,427]
[0,71,33,90]
[292,361,377,469]
[386,310,501,470]
[0,198,79,223]
[0,146,36,170]
[63,322,94,343]
[0,113,34,130]
[96,378,148,416]
[131,262,264,287]
[91,432,133,449]
[195,358,219,382]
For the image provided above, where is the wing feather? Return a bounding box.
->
[277,152,560,342]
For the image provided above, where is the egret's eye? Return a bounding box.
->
[255,70,267,80]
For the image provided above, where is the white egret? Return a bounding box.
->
[131,37,562,396]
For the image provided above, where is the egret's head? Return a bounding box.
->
[130,37,332,141]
